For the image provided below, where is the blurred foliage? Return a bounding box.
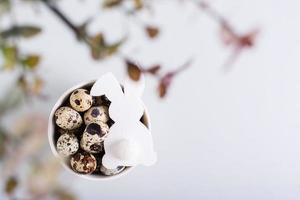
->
[133,0,143,10]
[54,189,76,200]
[125,59,192,98]
[125,58,194,98]
[0,27,41,70]
[1,45,17,70]
[144,65,161,75]
[0,24,43,99]
[103,0,143,10]
[0,25,41,39]
[145,26,159,39]
[5,177,18,195]
[88,33,125,60]
[21,54,40,70]
[126,59,141,81]
[102,0,123,8]
[18,74,44,96]
[0,84,24,117]
[0,0,10,15]
[0,126,7,159]
[0,44,41,71]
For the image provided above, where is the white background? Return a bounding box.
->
[1,0,300,199]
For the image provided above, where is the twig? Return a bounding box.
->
[41,0,124,59]
[41,0,83,39]
[197,1,258,69]
[172,59,193,75]
[197,1,238,42]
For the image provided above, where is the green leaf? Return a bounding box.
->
[89,33,105,60]
[0,0,10,15]
[105,39,124,56]
[102,0,123,8]
[90,33,105,47]
[89,34,125,60]
[1,45,18,70]
[0,126,7,160]
[0,25,41,39]
[22,54,40,70]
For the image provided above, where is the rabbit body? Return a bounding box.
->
[90,73,157,169]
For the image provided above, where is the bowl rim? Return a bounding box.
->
[48,79,151,181]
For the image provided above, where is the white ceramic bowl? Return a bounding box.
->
[48,80,151,181]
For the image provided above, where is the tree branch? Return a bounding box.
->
[41,0,83,39]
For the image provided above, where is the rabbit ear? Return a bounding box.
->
[123,73,145,98]
[90,72,123,101]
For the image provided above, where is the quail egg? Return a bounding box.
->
[56,133,79,156]
[84,106,109,125]
[70,152,97,174]
[54,107,82,130]
[70,89,93,112]
[80,122,109,153]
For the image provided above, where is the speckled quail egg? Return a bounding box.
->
[54,107,82,130]
[56,133,79,156]
[70,89,92,112]
[100,165,125,176]
[80,122,109,153]
[84,106,110,125]
[70,152,97,174]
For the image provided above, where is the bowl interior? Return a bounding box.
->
[48,80,150,180]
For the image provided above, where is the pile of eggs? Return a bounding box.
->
[53,87,126,176]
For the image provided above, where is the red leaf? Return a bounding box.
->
[158,81,167,98]
[238,29,259,47]
[158,73,173,98]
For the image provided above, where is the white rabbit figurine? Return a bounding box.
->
[90,73,157,169]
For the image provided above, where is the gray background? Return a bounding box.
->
[1,0,300,199]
